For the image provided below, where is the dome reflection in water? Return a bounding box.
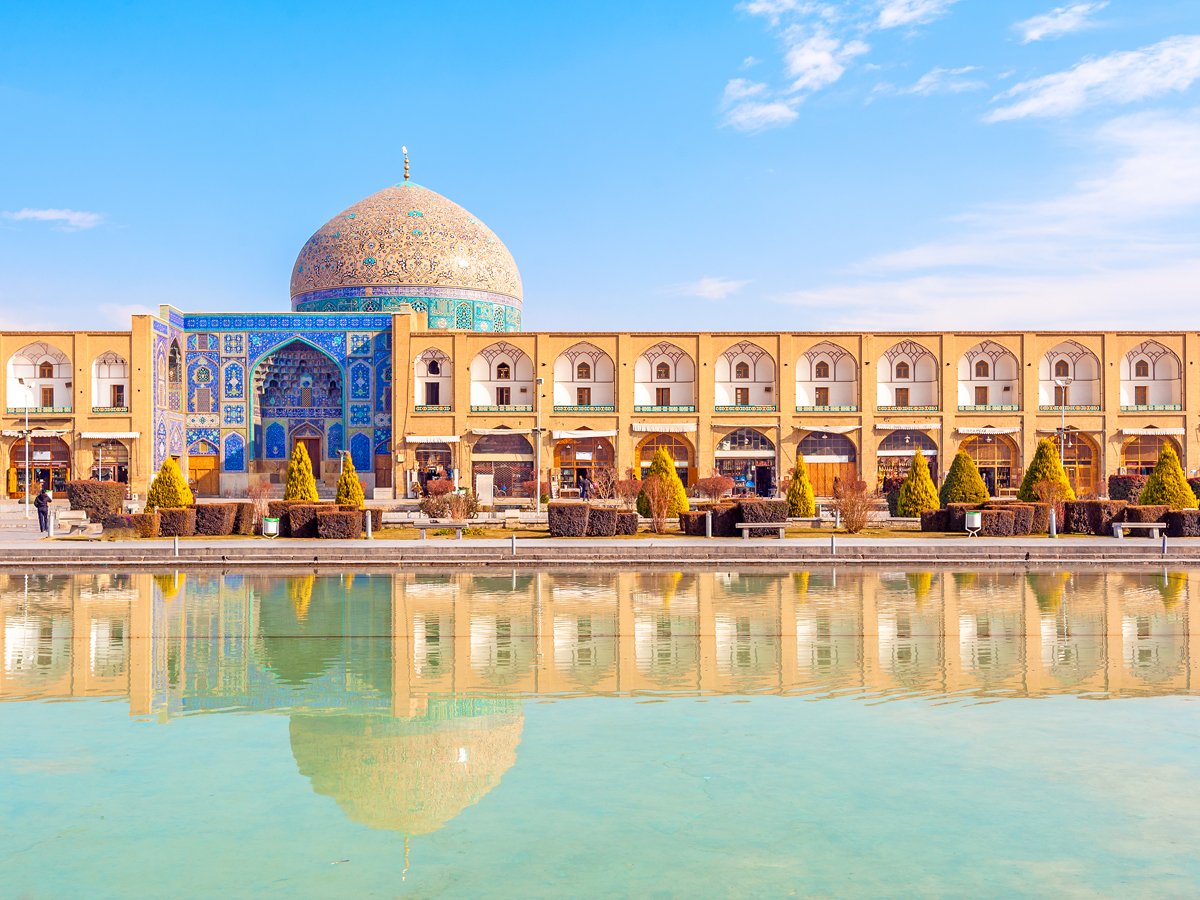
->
[1,568,1198,854]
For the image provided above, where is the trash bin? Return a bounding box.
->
[964,511,982,536]
[262,516,280,538]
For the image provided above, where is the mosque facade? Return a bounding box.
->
[2,176,1198,504]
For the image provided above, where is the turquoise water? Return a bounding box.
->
[2,570,1199,897]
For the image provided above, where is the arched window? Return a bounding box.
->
[656,362,671,380]
[895,361,910,380]
[1135,360,1150,378]
[576,361,592,381]
[38,361,53,379]
[495,362,511,380]
[428,359,441,376]
[814,361,830,379]
[734,361,750,380]
[1054,359,1070,378]
[974,360,989,379]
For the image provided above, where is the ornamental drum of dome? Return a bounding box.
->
[290,182,523,332]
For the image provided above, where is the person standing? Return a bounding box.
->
[34,486,51,535]
[580,474,591,500]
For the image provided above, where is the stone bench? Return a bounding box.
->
[736,522,786,540]
[1112,521,1165,539]
[411,521,468,541]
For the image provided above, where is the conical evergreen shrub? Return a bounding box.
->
[637,447,689,518]
[939,449,990,505]
[1138,444,1198,509]
[896,449,939,517]
[145,457,193,511]
[283,442,319,502]
[1017,438,1075,503]
[786,458,815,517]
[335,452,365,508]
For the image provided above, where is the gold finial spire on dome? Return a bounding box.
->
[402,145,409,182]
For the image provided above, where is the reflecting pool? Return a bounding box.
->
[2,570,1200,897]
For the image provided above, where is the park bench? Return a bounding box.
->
[736,521,787,540]
[412,520,468,541]
[54,510,102,538]
[1112,521,1165,539]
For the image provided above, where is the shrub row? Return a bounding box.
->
[66,480,126,522]
[158,507,197,537]
[316,510,362,539]
[195,503,237,536]
[1108,475,1148,502]
[921,502,1051,535]
[547,503,639,537]
[1166,510,1200,537]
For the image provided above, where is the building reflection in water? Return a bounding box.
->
[2,568,1199,840]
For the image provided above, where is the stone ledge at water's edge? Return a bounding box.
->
[2,536,1198,570]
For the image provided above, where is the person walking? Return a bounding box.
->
[579,474,591,501]
[34,485,51,535]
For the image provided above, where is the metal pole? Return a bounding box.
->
[1060,401,1066,461]
[23,395,29,519]
[534,376,544,516]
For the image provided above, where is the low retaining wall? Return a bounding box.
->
[5,536,1199,570]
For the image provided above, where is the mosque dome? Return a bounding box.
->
[290,702,523,834]
[290,181,524,332]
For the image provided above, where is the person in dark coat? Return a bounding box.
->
[33,486,51,535]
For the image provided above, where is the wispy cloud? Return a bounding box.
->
[2,208,105,230]
[876,0,959,30]
[988,35,1200,121]
[1015,2,1107,44]
[723,0,958,131]
[665,276,751,301]
[773,110,1200,328]
[875,65,985,97]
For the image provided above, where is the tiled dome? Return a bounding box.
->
[290,182,522,310]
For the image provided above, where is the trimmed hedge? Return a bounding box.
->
[1108,475,1147,502]
[586,506,618,537]
[232,501,255,536]
[944,503,982,533]
[615,511,639,536]
[679,510,707,536]
[979,509,1015,537]
[1028,503,1051,534]
[737,499,789,523]
[317,509,362,539]
[288,504,324,539]
[548,502,590,537]
[267,500,299,537]
[1166,510,1200,537]
[132,511,160,538]
[66,480,125,522]
[194,503,237,536]
[1007,504,1034,536]
[1064,500,1127,536]
[340,505,382,531]
[158,507,196,537]
[920,509,948,532]
[1122,505,1169,524]
[1189,478,1200,502]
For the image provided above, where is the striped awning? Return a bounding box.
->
[470,428,532,436]
[956,427,1019,435]
[551,429,618,439]
[404,435,460,443]
[1121,427,1185,436]
[81,431,140,439]
[2,429,68,437]
[875,422,940,431]
[631,422,696,433]
[796,424,861,434]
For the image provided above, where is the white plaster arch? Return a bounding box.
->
[1038,340,1101,407]
[414,347,453,407]
[6,341,71,409]
[553,342,615,408]
[469,341,534,407]
[634,342,695,407]
[1120,340,1181,407]
[957,340,1018,407]
[877,340,937,408]
[796,341,858,408]
[714,341,775,407]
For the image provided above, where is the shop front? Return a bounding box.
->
[471,430,534,502]
[714,428,776,497]
[553,429,616,497]
[7,434,71,497]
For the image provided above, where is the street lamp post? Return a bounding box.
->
[1054,377,1074,462]
[17,378,30,519]
[534,376,545,515]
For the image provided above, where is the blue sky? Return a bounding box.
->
[1,0,1198,332]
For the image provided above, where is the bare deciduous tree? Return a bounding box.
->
[831,479,875,534]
